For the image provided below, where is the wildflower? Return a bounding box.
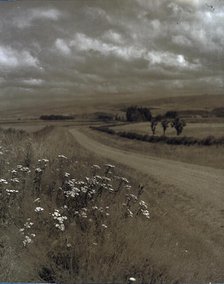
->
[6,189,19,195]
[127,209,134,218]
[16,165,31,173]
[24,221,34,228]
[33,198,41,203]
[95,175,102,180]
[141,209,150,219]
[52,209,67,231]
[81,186,88,193]
[38,159,49,163]
[121,177,129,184]
[105,163,115,169]
[129,277,136,282]
[23,235,32,246]
[0,179,8,184]
[139,200,148,209]
[35,167,42,174]
[55,223,65,231]
[92,164,101,169]
[35,206,44,213]
[80,212,87,218]
[58,154,68,159]
[101,224,108,229]
[17,165,23,169]
[10,178,20,183]
[102,177,111,182]
[67,243,72,248]
[129,194,138,201]
[20,167,31,173]
[65,172,70,178]
[125,185,132,190]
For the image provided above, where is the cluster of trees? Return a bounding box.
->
[40,115,75,120]
[125,106,186,136]
[150,117,186,136]
[126,106,152,122]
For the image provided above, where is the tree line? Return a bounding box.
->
[126,106,186,136]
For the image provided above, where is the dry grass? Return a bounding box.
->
[0,127,173,284]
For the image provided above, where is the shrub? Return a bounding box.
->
[93,126,224,147]
[165,111,178,119]
[40,115,75,120]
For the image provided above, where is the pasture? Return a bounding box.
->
[113,121,224,138]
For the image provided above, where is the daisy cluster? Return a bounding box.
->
[52,209,68,231]
[19,218,36,247]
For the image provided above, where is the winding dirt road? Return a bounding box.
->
[70,128,224,281]
[70,128,224,209]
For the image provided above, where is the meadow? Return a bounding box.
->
[112,122,224,138]
[0,126,172,284]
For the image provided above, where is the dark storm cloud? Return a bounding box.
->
[0,0,223,96]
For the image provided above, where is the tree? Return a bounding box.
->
[126,106,152,122]
[150,118,158,135]
[171,117,186,136]
[161,119,170,136]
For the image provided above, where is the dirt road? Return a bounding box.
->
[70,128,224,209]
[70,128,224,282]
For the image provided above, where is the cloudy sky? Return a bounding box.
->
[0,0,223,98]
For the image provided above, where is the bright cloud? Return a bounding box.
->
[0,46,39,69]
[55,39,71,55]
[14,8,62,28]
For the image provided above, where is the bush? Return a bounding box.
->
[165,111,178,119]
[40,115,75,120]
[96,112,114,121]
[211,108,224,117]
[93,126,224,146]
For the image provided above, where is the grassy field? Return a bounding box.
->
[113,122,224,138]
[0,126,175,284]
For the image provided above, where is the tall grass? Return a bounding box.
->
[0,127,174,284]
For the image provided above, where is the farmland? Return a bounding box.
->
[112,121,224,138]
